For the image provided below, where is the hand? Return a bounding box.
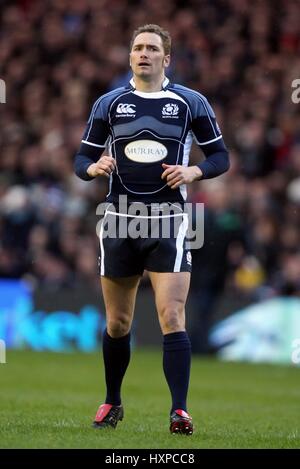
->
[161,164,203,189]
[87,155,116,178]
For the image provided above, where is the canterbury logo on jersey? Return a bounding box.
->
[116,103,136,115]
[162,103,179,117]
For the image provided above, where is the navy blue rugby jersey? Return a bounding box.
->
[75,77,229,203]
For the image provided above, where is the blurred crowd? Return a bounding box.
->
[0,0,300,308]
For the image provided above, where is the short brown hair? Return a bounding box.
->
[130,24,171,55]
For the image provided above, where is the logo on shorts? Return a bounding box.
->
[186,251,192,265]
[116,103,136,117]
[162,103,179,118]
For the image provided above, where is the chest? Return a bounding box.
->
[109,96,190,139]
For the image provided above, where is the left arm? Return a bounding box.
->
[196,137,229,179]
[161,93,229,189]
[161,138,229,189]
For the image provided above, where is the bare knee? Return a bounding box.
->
[106,313,131,338]
[159,301,185,334]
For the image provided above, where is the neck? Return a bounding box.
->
[133,75,166,92]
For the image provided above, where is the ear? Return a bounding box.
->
[164,55,171,68]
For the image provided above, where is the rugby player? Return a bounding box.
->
[74,24,229,435]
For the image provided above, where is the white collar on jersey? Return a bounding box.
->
[129,76,170,91]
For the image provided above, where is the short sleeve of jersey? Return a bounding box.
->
[190,94,222,147]
[81,98,110,148]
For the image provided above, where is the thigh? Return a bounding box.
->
[148,271,191,333]
[101,275,141,317]
[101,276,141,336]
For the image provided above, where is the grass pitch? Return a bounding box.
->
[0,349,299,449]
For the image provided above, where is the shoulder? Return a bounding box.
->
[98,86,131,103]
[92,86,131,117]
[169,84,215,117]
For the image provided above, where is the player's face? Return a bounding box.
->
[130,32,170,81]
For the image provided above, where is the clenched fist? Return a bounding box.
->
[161,163,203,189]
[87,155,116,178]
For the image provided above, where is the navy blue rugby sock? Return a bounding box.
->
[103,328,131,406]
[163,331,191,414]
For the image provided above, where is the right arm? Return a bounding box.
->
[74,150,115,180]
[74,97,115,180]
